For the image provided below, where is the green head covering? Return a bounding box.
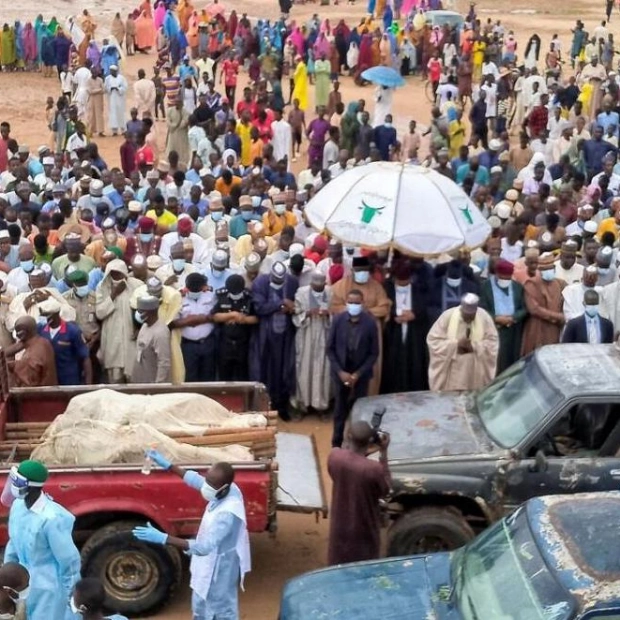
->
[390,22,400,35]
[68,270,88,284]
[108,246,124,259]
[17,460,48,486]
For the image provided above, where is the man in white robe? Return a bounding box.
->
[72,63,92,120]
[133,68,156,117]
[293,272,332,412]
[563,266,600,321]
[271,109,292,165]
[104,65,128,136]
[427,293,499,392]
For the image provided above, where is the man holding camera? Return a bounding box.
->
[327,421,391,566]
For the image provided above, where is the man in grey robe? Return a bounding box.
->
[293,271,332,413]
[131,294,171,383]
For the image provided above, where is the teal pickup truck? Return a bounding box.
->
[280,492,620,619]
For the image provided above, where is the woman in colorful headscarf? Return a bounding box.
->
[135,9,156,51]
[340,102,360,154]
[1,24,16,70]
[111,13,126,49]
[154,1,166,31]
[292,55,309,111]
[355,32,372,85]
[14,22,25,69]
[22,22,37,69]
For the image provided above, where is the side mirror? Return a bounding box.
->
[529,450,548,473]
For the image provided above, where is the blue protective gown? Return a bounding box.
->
[184,473,249,620]
[5,493,81,620]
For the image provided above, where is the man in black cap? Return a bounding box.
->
[212,274,258,380]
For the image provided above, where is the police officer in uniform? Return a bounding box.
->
[37,297,93,385]
[212,274,258,380]
[170,272,216,382]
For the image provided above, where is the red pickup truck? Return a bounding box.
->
[0,375,326,615]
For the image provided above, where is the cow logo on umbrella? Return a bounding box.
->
[459,204,474,225]
[360,199,385,224]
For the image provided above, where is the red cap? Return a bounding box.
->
[138,216,156,232]
[312,236,328,253]
[177,217,193,235]
[495,258,515,278]
[329,264,344,284]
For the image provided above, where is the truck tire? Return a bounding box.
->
[387,507,475,556]
[80,520,182,616]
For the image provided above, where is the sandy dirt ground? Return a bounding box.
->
[0,0,617,617]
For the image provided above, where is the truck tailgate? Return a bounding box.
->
[276,433,327,518]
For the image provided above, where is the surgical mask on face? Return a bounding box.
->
[384,122,393,129]
[353,270,370,284]
[241,210,253,221]
[75,285,90,298]
[200,482,218,502]
[446,277,462,288]
[187,291,202,301]
[229,291,244,300]
[4,585,29,603]
[211,211,223,222]
[270,281,284,290]
[541,270,556,282]
[69,596,85,615]
[134,310,145,324]
[251,196,262,208]
[172,258,186,272]
[274,204,286,215]
[598,267,610,275]
[496,278,511,289]
[20,260,34,273]
[347,302,362,317]
[585,304,599,317]
[139,233,153,243]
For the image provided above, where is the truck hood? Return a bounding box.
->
[351,391,497,461]
[280,553,459,620]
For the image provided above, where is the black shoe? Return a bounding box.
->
[278,408,291,422]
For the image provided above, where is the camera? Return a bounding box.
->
[370,407,386,443]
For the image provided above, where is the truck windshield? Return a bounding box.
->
[453,507,575,620]
[475,358,562,448]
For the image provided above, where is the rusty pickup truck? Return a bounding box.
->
[352,344,620,555]
[0,376,326,615]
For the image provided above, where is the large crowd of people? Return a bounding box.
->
[2,0,620,617]
[0,0,620,443]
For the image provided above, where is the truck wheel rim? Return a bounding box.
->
[105,551,159,600]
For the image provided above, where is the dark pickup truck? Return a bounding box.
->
[351,343,620,555]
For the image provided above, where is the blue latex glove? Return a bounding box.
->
[133,522,168,545]
[146,449,172,470]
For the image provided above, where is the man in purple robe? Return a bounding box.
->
[306,106,331,167]
[251,261,298,421]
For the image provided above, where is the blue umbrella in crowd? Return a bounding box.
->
[360,66,405,88]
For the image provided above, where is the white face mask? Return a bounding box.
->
[446,277,462,288]
[10,484,27,499]
[496,278,511,289]
[200,482,218,502]
[4,586,29,603]
[69,596,85,615]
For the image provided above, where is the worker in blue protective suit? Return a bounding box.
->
[4,459,82,620]
[133,452,251,620]
[70,577,128,620]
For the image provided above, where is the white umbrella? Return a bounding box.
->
[305,162,492,256]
